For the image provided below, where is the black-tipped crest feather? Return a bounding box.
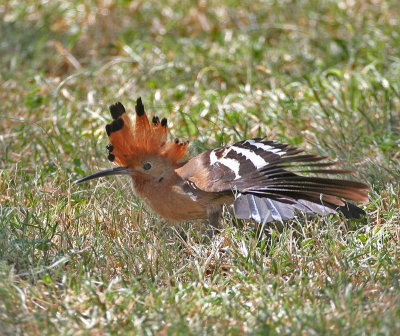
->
[105,118,124,136]
[135,97,145,116]
[109,102,126,119]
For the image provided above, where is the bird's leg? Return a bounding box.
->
[206,205,223,239]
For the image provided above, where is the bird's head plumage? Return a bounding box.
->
[105,98,189,167]
[75,97,189,184]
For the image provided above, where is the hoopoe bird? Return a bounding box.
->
[76,98,370,229]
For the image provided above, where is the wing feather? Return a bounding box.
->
[178,137,369,221]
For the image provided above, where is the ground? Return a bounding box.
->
[0,0,399,334]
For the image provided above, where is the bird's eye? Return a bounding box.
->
[143,162,152,170]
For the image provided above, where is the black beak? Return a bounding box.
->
[74,167,137,184]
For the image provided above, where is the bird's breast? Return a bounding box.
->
[133,179,210,221]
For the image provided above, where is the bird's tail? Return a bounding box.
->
[233,193,366,223]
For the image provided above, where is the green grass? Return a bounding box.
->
[1,0,400,334]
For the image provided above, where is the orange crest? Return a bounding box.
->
[105,98,189,167]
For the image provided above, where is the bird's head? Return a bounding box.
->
[75,98,189,184]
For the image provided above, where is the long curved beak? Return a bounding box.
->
[74,167,138,184]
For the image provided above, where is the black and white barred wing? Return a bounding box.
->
[184,138,369,222]
[186,138,291,192]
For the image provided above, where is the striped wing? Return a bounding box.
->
[183,137,369,221]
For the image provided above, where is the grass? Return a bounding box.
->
[1,0,399,334]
